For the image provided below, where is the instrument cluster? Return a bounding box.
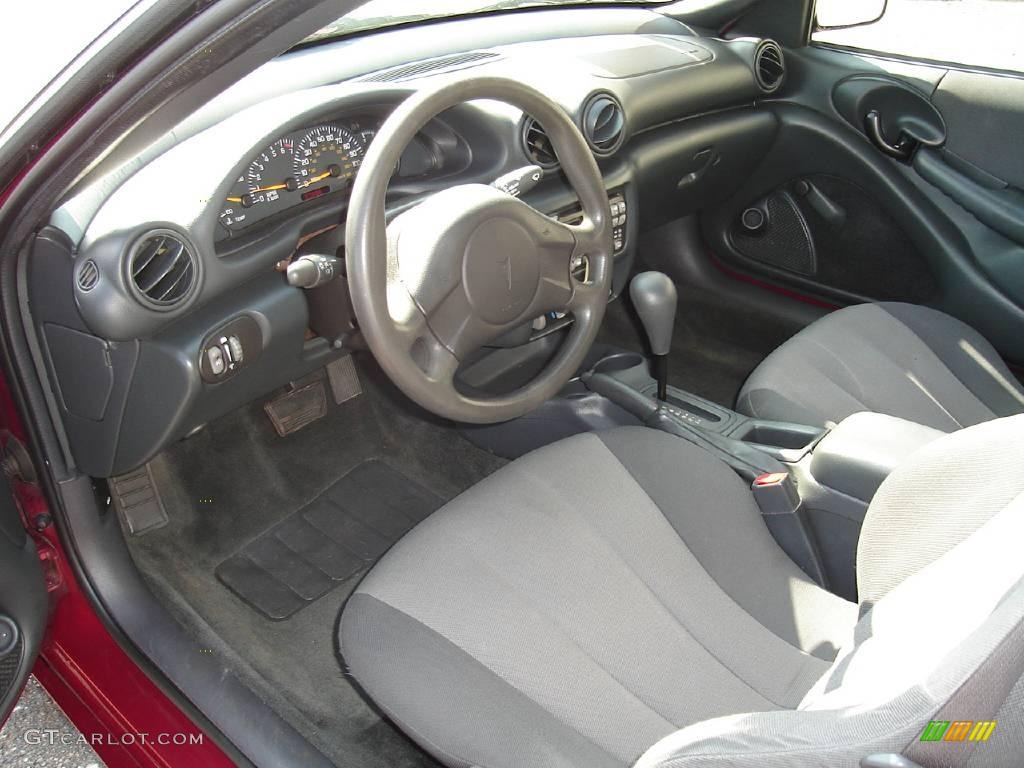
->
[217,114,438,238]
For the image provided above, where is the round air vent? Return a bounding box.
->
[581,93,625,156]
[127,230,197,309]
[754,40,786,93]
[76,259,99,292]
[521,116,558,169]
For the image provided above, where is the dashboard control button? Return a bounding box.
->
[207,346,225,376]
[228,335,244,363]
[199,315,264,384]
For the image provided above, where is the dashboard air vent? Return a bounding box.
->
[521,117,558,169]
[357,51,501,83]
[77,259,99,292]
[128,230,196,309]
[754,40,786,93]
[581,93,625,156]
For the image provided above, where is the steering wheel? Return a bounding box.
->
[345,76,613,424]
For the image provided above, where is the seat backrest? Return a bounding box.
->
[856,414,1024,614]
[635,415,1024,768]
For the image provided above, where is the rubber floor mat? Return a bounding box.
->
[216,460,442,619]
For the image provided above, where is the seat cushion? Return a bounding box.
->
[339,428,855,768]
[736,302,1024,431]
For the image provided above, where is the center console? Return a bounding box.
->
[580,347,946,601]
[581,351,824,477]
[463,265,946,603]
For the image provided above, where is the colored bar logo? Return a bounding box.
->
[920,720,997,742]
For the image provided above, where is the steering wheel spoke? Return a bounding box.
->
[425,284,504,360]
[384,288,460,387]
[410,332,460,387]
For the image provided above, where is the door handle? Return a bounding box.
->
[677,147,717,188]
[865,110,916,161]
[794,179,846,228]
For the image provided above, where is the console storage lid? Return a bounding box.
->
[810,412,946,502]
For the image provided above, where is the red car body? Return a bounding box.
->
[1,375,232,767]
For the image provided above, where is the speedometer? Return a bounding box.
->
[293,125,363,192]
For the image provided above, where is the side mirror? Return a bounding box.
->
[815,0,887,30]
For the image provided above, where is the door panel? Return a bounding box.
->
[0,469,47,723]
[932,71,1024,189]
[703,44,1024,363]
[725,173,937,303]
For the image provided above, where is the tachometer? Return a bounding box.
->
[219,138,297,234]
[293,125,363,192]
[243,138,296,205]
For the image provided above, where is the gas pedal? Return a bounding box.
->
[326,354,362,405]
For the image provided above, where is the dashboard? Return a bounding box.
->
[35,7,786,478]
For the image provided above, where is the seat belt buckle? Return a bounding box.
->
[751,472,801,515]
[751,471,828,586]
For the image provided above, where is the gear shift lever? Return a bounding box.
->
[629,271,677,401]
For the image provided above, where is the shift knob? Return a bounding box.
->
[630,271,677,356]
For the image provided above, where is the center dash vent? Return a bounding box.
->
[128,230,197,309]
[521,117,558,169]
[754,40,786,93]
[581,93,625,156]
[356,51,501,83]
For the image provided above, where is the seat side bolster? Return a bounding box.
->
[340,592,624,768]
[877,302,1024,420]
[631,703,923,768]
[735,302,1012,431]
[596,427,857,661]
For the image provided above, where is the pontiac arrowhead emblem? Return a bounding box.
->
[498,254,513,291]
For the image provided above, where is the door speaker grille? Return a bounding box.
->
[732,191,816,275]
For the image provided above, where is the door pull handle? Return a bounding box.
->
[865,110,916,161]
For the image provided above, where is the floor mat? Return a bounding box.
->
[128,359,506,768]
[216,461,442,620]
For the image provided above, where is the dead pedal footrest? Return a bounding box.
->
[110,464,168,535]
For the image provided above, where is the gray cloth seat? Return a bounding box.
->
[737,302,1024,431]
[340,418,1024,768]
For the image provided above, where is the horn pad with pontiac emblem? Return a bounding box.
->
[387,183,574,355]
[463,217,540,324]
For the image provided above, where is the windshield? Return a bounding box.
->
[2,0,140,133]
[305,0,670,43]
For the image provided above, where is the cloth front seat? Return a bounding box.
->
[340,418,1024,768]
[736,302,1024,431]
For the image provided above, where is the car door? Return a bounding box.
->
[701,0,1024,366]
[0,455,48,725]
